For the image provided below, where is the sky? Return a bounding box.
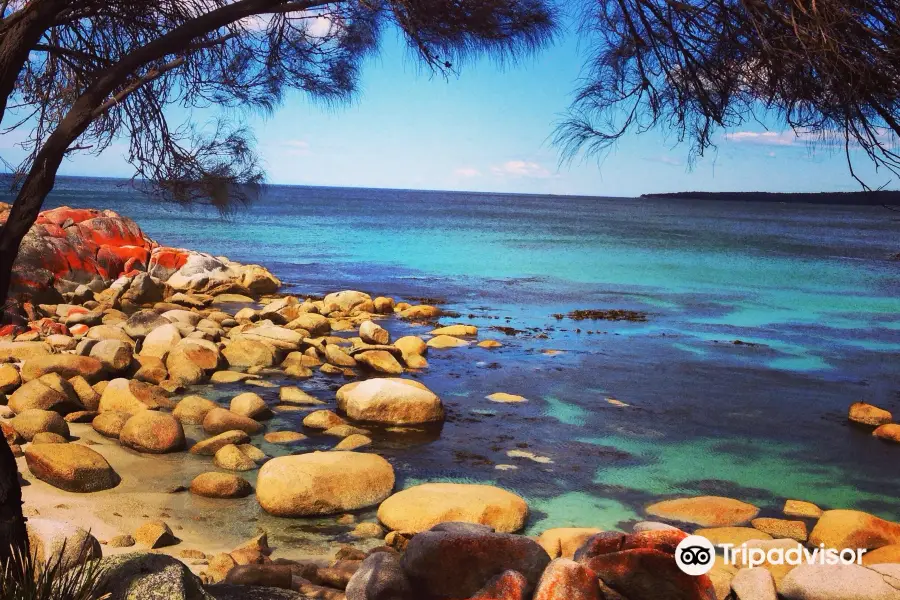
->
[2,17,896,198]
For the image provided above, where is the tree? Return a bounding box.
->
[556,0,900,188]
[0,0,556,560]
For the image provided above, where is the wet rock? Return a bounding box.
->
[191,430,252,455]
[874,424,900,443]
[488,392,527,404]
[24,442,119,492]
[11,408,69,440]
[401,523,550,598]
[211,370,260,384]
[20,354,104,383]
[537,528,604,559]
[645,496,760,527]
[345,550,413,600]
[191,472,253,499]
[257,451,395,517]
[356,350,404,374]
[174,395,219,424]
[264,431,308,444]
[203,407,264,436]
[324,424,370,437]
[120,410,186,453]
[335,434,373,451]
[809,509,900,549]
[478,340,503,349]
[783,499,822,519]
[337,378,443,425]
[98,378,173,414]
[215,444,258,471]
[360,321,390,345]
[377,483,528,534]
[302,409,346,430]
[230,392,271,420]
[848,401,893,427]
[8,373,83,414]
[427,335,469,349]
[778,564,900,600]
[751,518,808,542]
[27,518,102,570]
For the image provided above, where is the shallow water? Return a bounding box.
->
[10,177,900,533]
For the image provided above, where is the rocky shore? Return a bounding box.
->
[2,205,900,600]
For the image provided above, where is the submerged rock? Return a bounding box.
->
[645,496,760,527]
[848,401,893,427]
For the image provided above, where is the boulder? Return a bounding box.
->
[93,411,130,438]
[99,378,173,414]
[241,325,303,351]
[848,402,893,427]
[394,336,427,358]
[288,313,330,336]
[256,451,395,517]
[203,408,264,436]
[537,528,604,559]
[426,335,469,349]
[468,570,530,600]
[165,346,205,385]
[120,272,165,306]
[325,344,357,367]
[809,510,900,550]
[279,386,325,405]
[24,442,119,492]
[90,339,133,373]
[131,355,168,384]
[337,378,444,424]
[0,363,21,393]
[32,432,68,444]
[356,351,404,374]
[123,310,170,338]
[0,341,52,362]
[173,395,219,424]
[377,483,528,534]
[324,290,372,314]
[778,564,900,600]
[345,550,414,600]
[359,321,390,345]
[214,444,257,471]
[94,552,212,600]
[120,411,185,453]
[223,338,276,368]
[335,434,373,450]
[751,518,808,542]
[577,530,717,600]
[731,567,777,600]
[694,527,772,546]
[8,373,83,414]
[135,520,178,549]
[373,297,395,314]
[27,518,102,571]
[139,323,182,359]
[190,472,253,499]
[399,305,441,320]
[190,430,251,455]
[302,409,346,430]
[533,559,602,600]
[430,324,478,337]
[86,325,136,345]
[230,392,271,420]
[240,264,281,295]
[645,496,760,527]
[401,523,550,598]
[863,545,900,565]
[874,424,900,443]
[20,354,104,383]
[783,499,823,519]
[11,409,69,441]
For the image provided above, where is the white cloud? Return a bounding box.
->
[453,167,481,178]
[490,160,553,179]
[724,131,801,146]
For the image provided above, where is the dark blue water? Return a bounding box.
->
[9,177,900,530]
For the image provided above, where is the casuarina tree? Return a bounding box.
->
[0,0,557,562]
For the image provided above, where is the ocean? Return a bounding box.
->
[8,176,900,533]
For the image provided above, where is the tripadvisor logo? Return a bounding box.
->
[675,534,869,576]
[675,535,716,576]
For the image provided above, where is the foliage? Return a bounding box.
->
[0,543,109,600]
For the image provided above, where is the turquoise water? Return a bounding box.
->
[11,177,900,529]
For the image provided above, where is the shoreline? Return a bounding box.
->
[2,204,900,598]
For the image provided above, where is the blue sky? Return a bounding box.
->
[4,21,895,197]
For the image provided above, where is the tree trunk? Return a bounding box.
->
[0,434,27,566]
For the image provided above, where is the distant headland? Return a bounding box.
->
[641,190,900,205]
